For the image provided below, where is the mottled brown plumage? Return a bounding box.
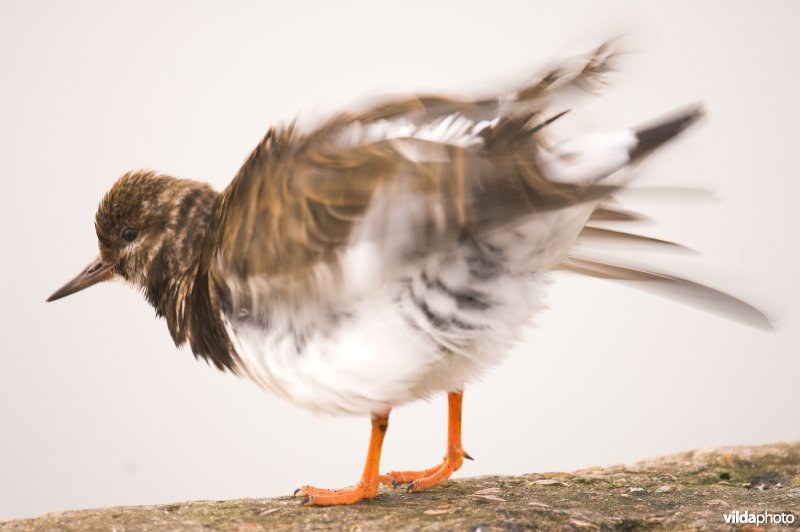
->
[90,171,236,369]
[211,110,616,300]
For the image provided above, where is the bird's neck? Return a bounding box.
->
[143,184,236,371]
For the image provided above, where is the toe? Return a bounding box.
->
[293,483,377,506]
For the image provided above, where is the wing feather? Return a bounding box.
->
[207,42,709,318]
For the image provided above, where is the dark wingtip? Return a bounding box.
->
[630,104,705,161]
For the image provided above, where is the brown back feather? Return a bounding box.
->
[209,45,622,300]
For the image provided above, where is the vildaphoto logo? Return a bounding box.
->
[723,510,796,525]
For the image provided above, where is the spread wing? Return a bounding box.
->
[209,44,624,313]
[205,42,766,330]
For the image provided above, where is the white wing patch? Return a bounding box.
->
[335,113,500,153]
[537,129,638,185]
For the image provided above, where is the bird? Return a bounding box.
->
[47,43,768,506]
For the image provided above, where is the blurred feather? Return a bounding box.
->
[576,226,694,253]
[558,256,771,330]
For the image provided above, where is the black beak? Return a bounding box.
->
[47,256,115,302]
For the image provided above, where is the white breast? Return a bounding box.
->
[222,275,552,416]
[224,282,436,415]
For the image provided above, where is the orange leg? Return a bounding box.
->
[381,390,472,493]
[295,413,389,506]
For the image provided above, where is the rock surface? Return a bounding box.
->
[3,442,799,531]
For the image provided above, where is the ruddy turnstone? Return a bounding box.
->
[47,43,768,505]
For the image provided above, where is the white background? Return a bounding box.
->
[1,0,798,521]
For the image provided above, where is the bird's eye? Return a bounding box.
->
[121,227,139,243]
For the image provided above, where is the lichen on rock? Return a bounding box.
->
[2,442,798,531]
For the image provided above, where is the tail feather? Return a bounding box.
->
[558,256,771,330]
[577,226,693,253]
[588,205,647,223]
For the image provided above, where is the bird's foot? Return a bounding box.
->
[381,447,472,493]
[294,482,379,506]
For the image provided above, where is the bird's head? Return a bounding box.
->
[47,170,218,309]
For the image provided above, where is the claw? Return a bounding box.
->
[391,479,399,489]
[293,487,303,496]
[463,451,474,461]
[300,496,311,505]
[405,482,417,493]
